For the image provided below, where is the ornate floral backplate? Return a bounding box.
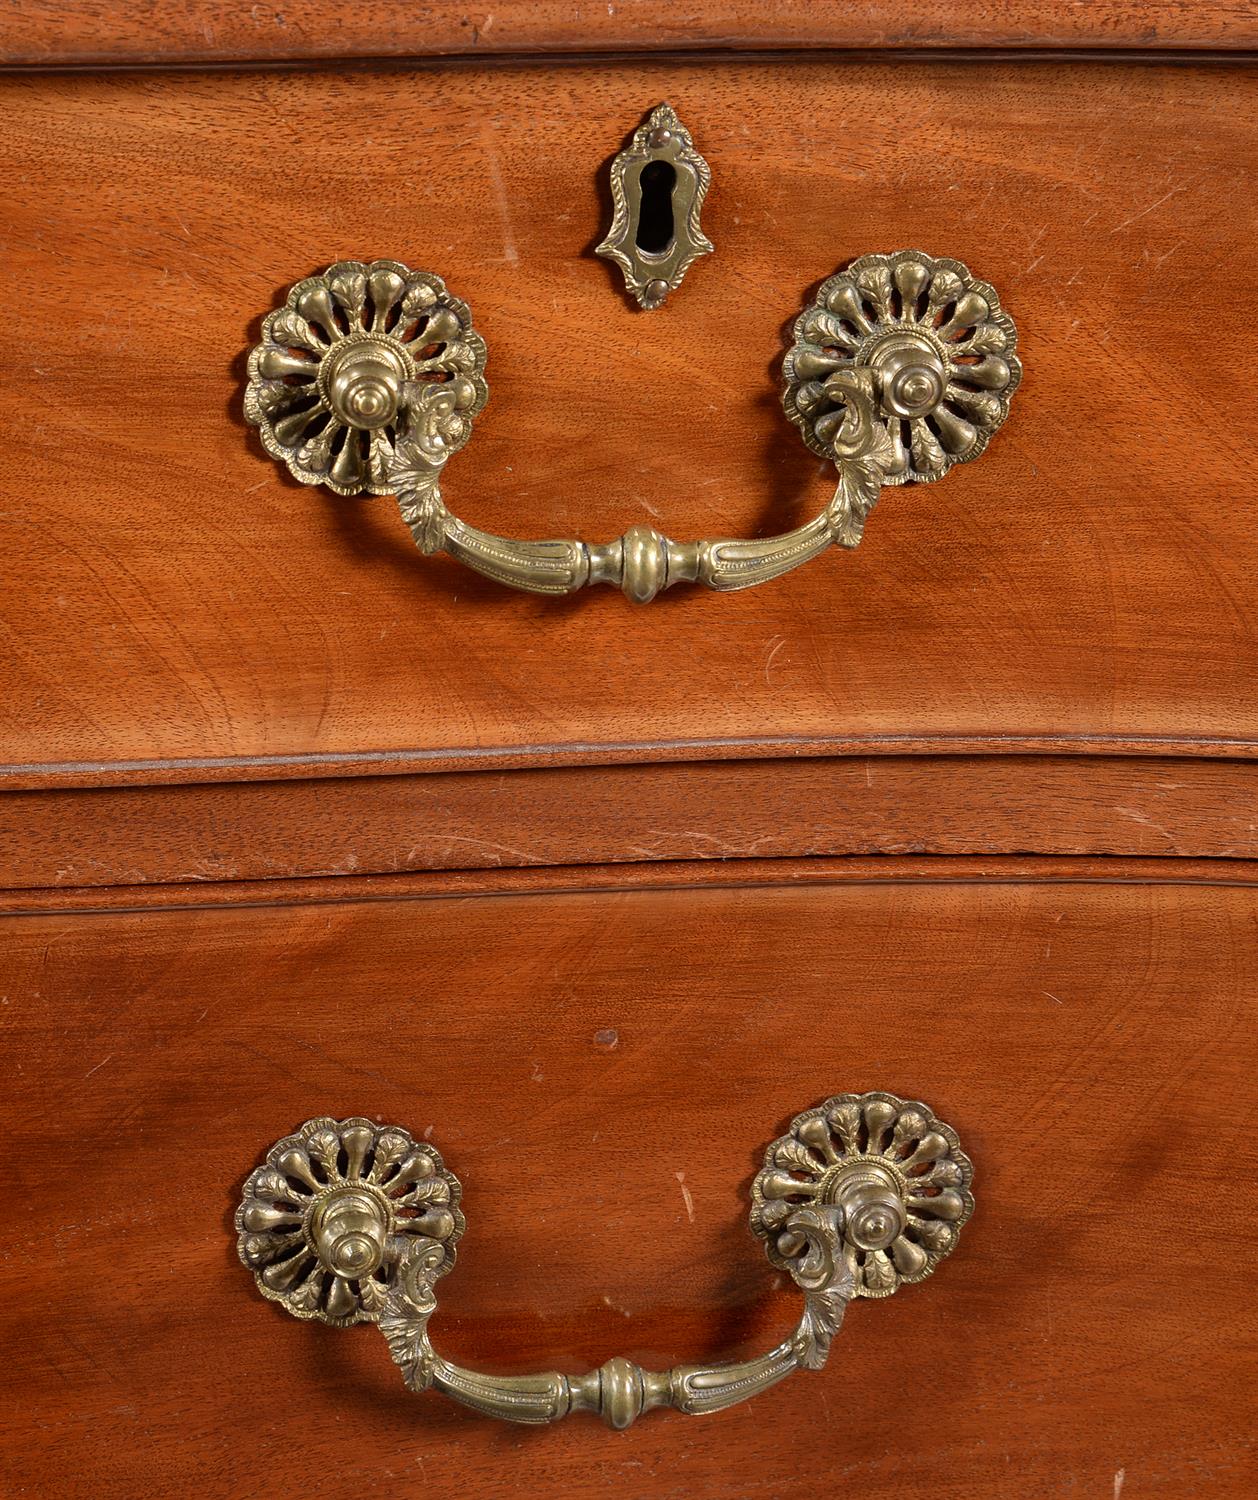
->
[244,260,487,497]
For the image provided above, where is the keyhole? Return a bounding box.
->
[635,160,676,255]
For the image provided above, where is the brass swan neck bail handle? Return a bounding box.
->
[237,1091,974,1429]
[245,253,1020,601]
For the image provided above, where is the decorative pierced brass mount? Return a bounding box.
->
[237,1093,973,1429]
[244,251,1019,601]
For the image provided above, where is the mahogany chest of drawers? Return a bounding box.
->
[2,4,1255,1495]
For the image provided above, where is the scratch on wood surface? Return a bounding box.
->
[1114,806,1176,843]
[763,635,786,685]
[675,1170,696,1223]
[1110,186,1185,234]
[436,833,537,865]
[84,1054,114,1079]
[480,121,518,264]
[1114,1469,1126,1499]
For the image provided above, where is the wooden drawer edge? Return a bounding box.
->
[3,1,1257,69]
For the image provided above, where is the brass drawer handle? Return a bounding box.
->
[245,252,1019,601]
[237,1091,973,1429]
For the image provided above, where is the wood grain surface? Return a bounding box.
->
[2,0,1256,67]
[1,875,1254,1497]
[5,754,1258,891]
[1,60,1256,782]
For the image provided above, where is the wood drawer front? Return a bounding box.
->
[6,1,1257,68]
[2,876,1253,1497]
[2,60,1255,778]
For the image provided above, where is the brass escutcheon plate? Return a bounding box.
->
[595,102,713,309]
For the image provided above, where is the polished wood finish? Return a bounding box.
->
[1,61,1256,783]
[2,0,1255,67]
[4,754,1258,891]
[1,875,1254,1496]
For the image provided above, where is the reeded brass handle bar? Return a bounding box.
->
[237,1091,974,1429]
[245,253,1020,602]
